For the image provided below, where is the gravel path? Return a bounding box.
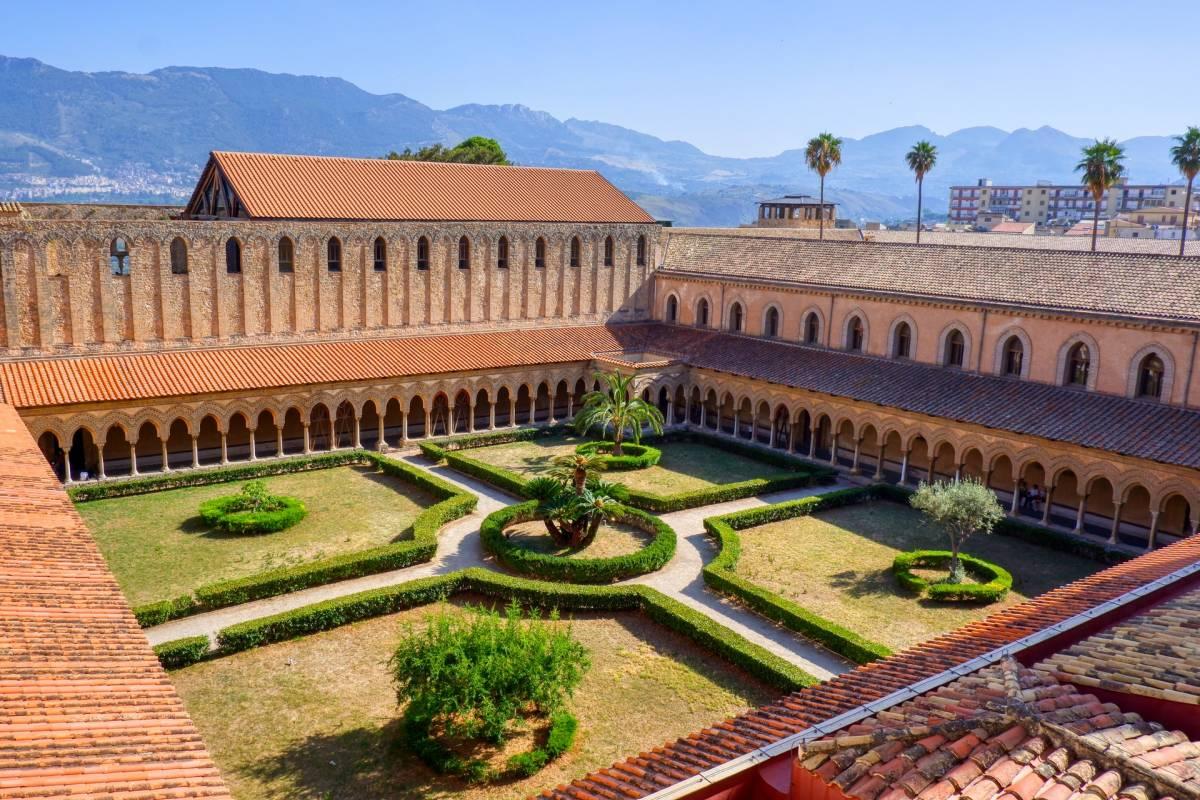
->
[145,456,854,681]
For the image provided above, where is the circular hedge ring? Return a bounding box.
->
[198,493,307,536]
[574,440,662,471]
[482,500,675,583]
[891,550,1012,603]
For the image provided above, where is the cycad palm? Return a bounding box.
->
[573,371,664,456]
[905,141,938,244]
[1075,138,1126,252]
[1170,127,1200,257]
[804,132,843,240]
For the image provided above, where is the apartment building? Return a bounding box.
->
[949,177,1198,226]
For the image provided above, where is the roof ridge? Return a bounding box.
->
[211,149,602,175]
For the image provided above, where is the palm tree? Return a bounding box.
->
[804,132,843,240]
[573,371,664,456]
[1170,127,1200,257]
[905,141,938,244]
[1075,138,1126,252]
[550,452,607,494]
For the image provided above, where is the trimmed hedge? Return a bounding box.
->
[481,501,676,583]
[703,485,895,665]
[574,440,662,470]
[153,635,210,669]
[892,550,1013,603]
[214,567,817,692]
[92,451,476,626]
[198,494,307,535]
[419,424,570,458]
[422,426,836,512]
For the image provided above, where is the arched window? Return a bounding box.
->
[1137,354,1165,399]
[764,307,780,338]
[458,236,471,269]
[1001,336,1024,377]
[803,312,821,345]
[665,295,678,323]
[696,298,710,327]
[278,237,294,273]
[569,236,581,268]
[846,316,865,352]
[729,302,744,332]
[636,234,647,266]
[225,238,242,274]
[169,237,188,275]
[497,236,509,269]
[327,237,341,272]
[1065,342,1090,387]
[944,329,965,368]
[535,237,546,269]
[892,322,912,358]
[109,238,131,276]
[373,237,387,272]
[603,236,614,266]
[416,236,430,270]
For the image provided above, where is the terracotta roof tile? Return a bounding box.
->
[659,230,1200,324]
[202,151,656,223]
[0,403,229,799]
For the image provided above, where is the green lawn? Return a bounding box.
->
[733,502,1102,652]
[77,466,435,606]
[469,435,782,495]
[170,599,773,800]
[505,518,651,559]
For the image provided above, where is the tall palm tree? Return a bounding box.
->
[573,371,664,456]
[905,141,938,244]
[1170,126,1200,257]
[1075,138,1126,252]
[804,132,843,240]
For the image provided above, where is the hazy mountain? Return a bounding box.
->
[0,55,1187,225]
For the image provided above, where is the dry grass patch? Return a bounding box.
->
[470,434,780,495]
[733,502,1101,652]
[170,598,773,800]
[78,465,434,606]
[504,518,651,559]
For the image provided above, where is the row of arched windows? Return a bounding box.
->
[665,294,1172,402]
[110,233,648,277]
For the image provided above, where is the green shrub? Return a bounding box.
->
[153,635,210,669]
[133,594,197,627]
[891,550,1012,603]
[214,568,815,692]
[198,481,308,535]
[574,440,662,470]
[481,501,675,583]
[702,485,894,665]
[507,711,578,777]
[420,425,570,459]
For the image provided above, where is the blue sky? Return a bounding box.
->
[1,0,1195,157]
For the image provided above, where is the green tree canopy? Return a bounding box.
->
[573,371,665,456]
[905,140,938,244]
[909,479,1005,583]
[386,136,511,165]
[804,132,843,240]
[1169,126,1200,257]
[1075,138,1126,252]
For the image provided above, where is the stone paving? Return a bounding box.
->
[145,456,854,681]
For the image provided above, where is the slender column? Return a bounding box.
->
[509,399,517,428]
[249,429,257,461]
[62,446,73,484]
[423,409,430,438]
[1146,510,1160,551]
[468,403,476,433]
[1108,502,1124,544]
[220,432,229,465]
[276,427,284,456]
[376,415,385,449]
[666,400,675,428]
[191,436,199,469]
[954,464,962,481]
[787,422,796,452]
[699,404,707,428]
[302,424,311,454]
[899,450,909,484]
[567,395,574,419]
[400,412,408,445]
[850,438,862,474]
[768,420,776,448]
[129,442,139,476]
[1041,484,1055,525]
[732,414,739,439]
[1074,493,1089,532]
[828,432,838,466]
[160,438,171,472]
[353,415,362,449]
[489,402,496,430]
[1010,480,1021,516]
[874,443,885,480]
[98,447,107,480]
[808,424,818,459]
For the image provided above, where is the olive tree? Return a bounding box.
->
[909,478,1005,583]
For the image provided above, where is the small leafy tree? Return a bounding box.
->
[573,371,664,456]
[1075,138,1126,252]
[909,479,1004,583]
[522,472,623,548]
[391,602,589,744]
[386,136,511,165]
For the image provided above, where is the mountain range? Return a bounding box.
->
[0,55,1188,226]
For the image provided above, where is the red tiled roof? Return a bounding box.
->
[0,403,230,799]
[537,535,1200,799]
[200,151,656,223]
[0,325,633,409]
[797,660,1197,800]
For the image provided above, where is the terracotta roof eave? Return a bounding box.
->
[248,215,660,225]
[656,268,1200,330]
